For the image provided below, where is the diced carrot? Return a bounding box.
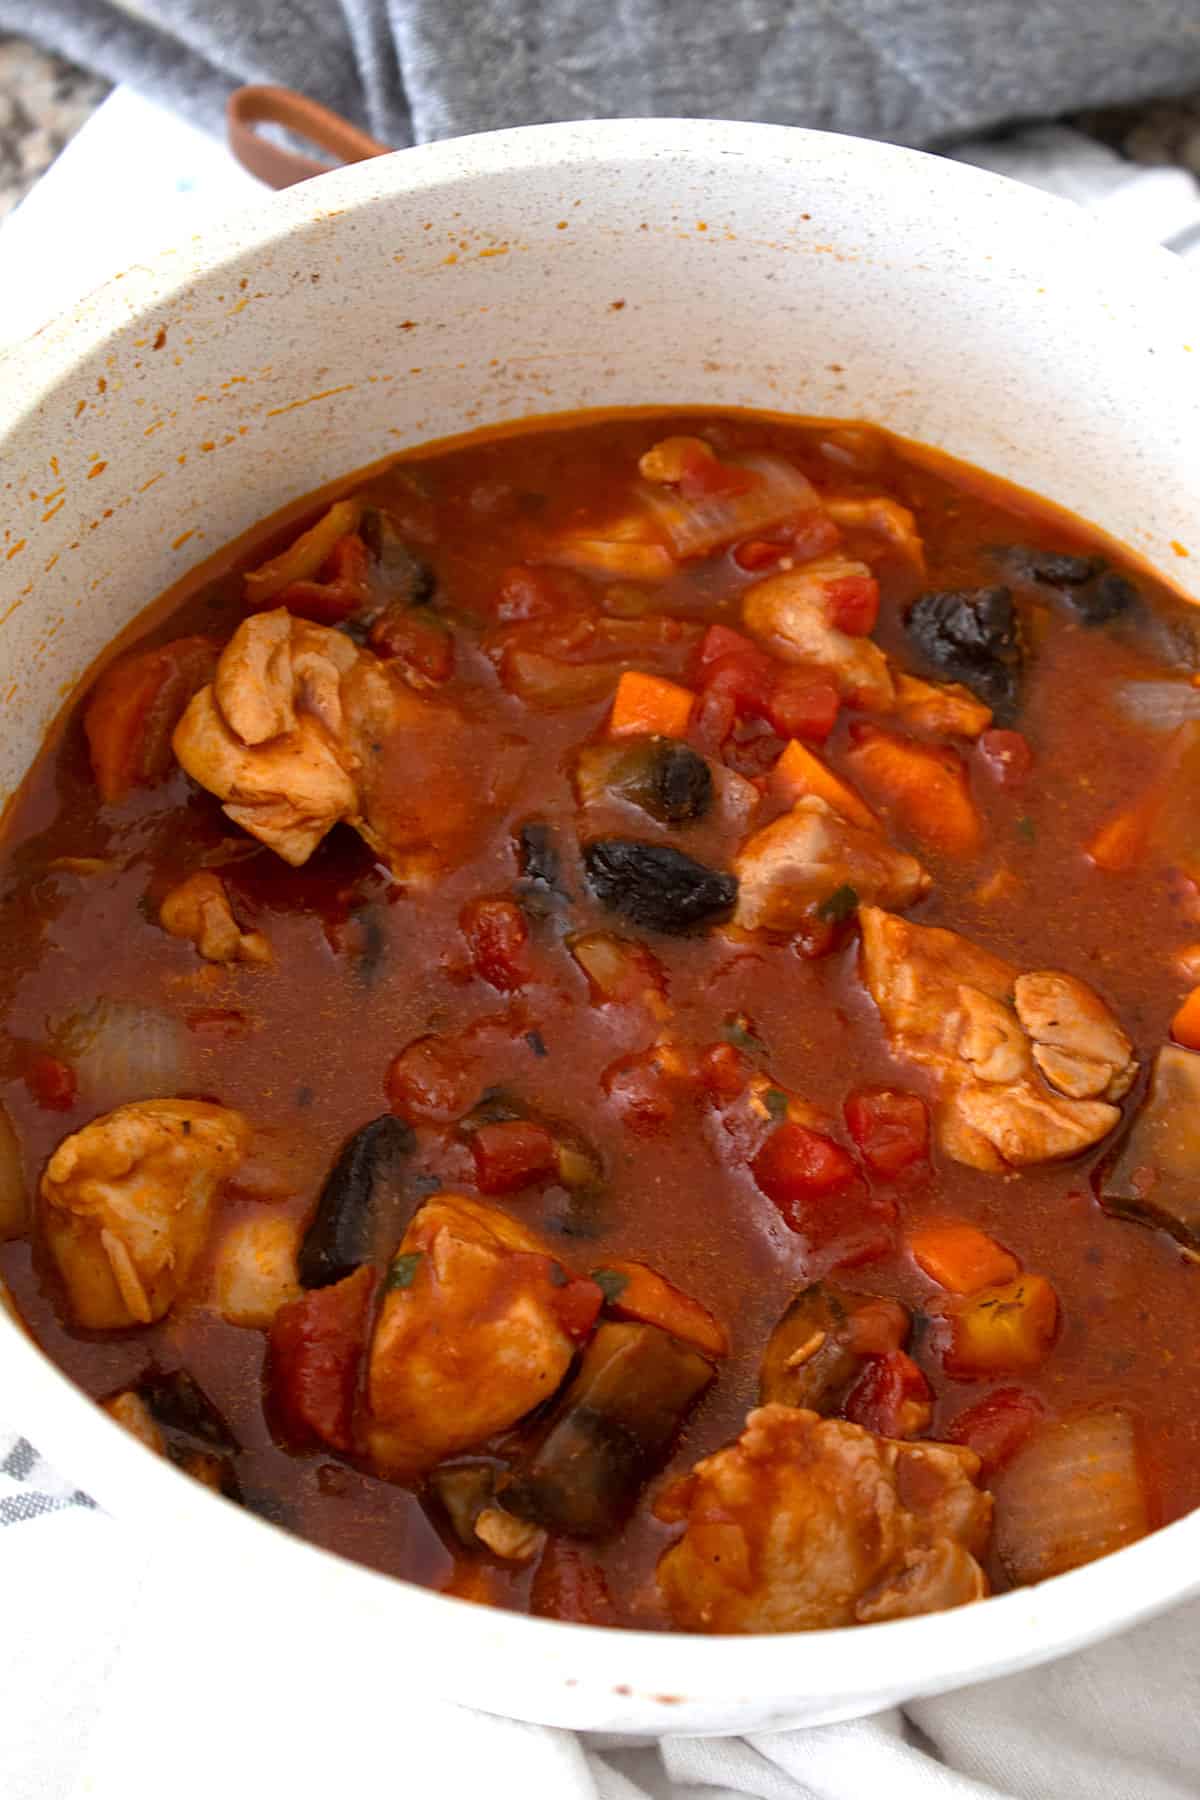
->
[590,1257,729,1359]
[909,1220,1019,1294]
[1171,984,1200,1050]
[1086,806,1153,872]
[774,738,879,832]
[943,1275,1058,1377]
[609,670,695,739]
[243,499,364,604]
[845,725,983,856]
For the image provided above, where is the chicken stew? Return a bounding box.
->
[1,410,1198,1633]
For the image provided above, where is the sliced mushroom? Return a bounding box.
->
[1098,1043,1200,1249]
[759,1283,910,1413]
[502,1320,715,1538]
[297,1114,418,1289]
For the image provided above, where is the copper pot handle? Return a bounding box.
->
[226,85,392,189]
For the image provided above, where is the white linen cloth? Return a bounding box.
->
[1,91,1199,1800]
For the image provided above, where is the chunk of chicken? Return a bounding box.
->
[733,796,929,932]
[41,1100,249,1329]
[743,561,895,710]
[656,1403,990,1633]
[364,1193,576,1476]
[160,872,271,965]
[175,609,513,880]
[173,612,360,865]
[858,908,1135,1169]
[891,671,992,740]
[824,496,926,576]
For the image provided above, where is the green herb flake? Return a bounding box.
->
[723,1012,767,1056]
[764,1086,789,1122]
[385,1251,424,1292]
[817,883,860,923]
[590,1267,630,1305]
[1015,816,1036,844]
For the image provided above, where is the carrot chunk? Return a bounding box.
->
[1171,984,1200,1050]
[773,738,879,832]
[589,1258,729,1360]
[909,1220,1019,1294]
[609,670,695,739]
[845,724,983,856]
[943,1275,1058,1376]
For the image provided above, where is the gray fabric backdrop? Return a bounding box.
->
[5,1,1200,151]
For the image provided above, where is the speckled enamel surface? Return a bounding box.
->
[0,120,1198,1734]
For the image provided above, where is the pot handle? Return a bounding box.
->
[226,85,392,189]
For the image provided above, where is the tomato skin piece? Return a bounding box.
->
[268,1266,376,1453]
[26,1054,77,1112]
[946,1388,1044,1473]
[603,1052,677,1135]
[84,636,219,804]
[470,1119,559,1194]
[843,1350,931,1437]
[459,897,533,992]
[844,1088,930,1177]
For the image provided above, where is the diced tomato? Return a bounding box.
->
[695,623,765,679]
[530,1540,617,1625]
[386,1034,479,1124]
[369,603,455,683]
[276,533,372,623]
[843,1350,932,1438]
[732,538,789,573]
[825,573,880,637]
[977,728,1034,788]
[676,443,754,501]
[603,1051,677,1134]
[268,1266,375,1453]
[751,1122,896,1267]
[765,670,840,742]
[780,510,843,561]
[470,1119,558,1193]
[844,1088,930,1177]
[549,1273,605,1342]
[843,1298,911,1357]
[83,636,219,804]
[459,896,533,992]
[495,564,592,624]
[689,683,738,754]
[946,1388,1044,1473]
[698,1040,753,1102]
[752,1121,858,1208]
[25,1053,77,1112]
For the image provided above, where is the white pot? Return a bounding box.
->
[1,119,1197,1737]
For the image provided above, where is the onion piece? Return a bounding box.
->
[1115,681,1200,731]
[640,453,821,558]
[993,1407,1150,1585]
[0,1104,26,1241]
[56,999,187,1107]
[502,649,622,709]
